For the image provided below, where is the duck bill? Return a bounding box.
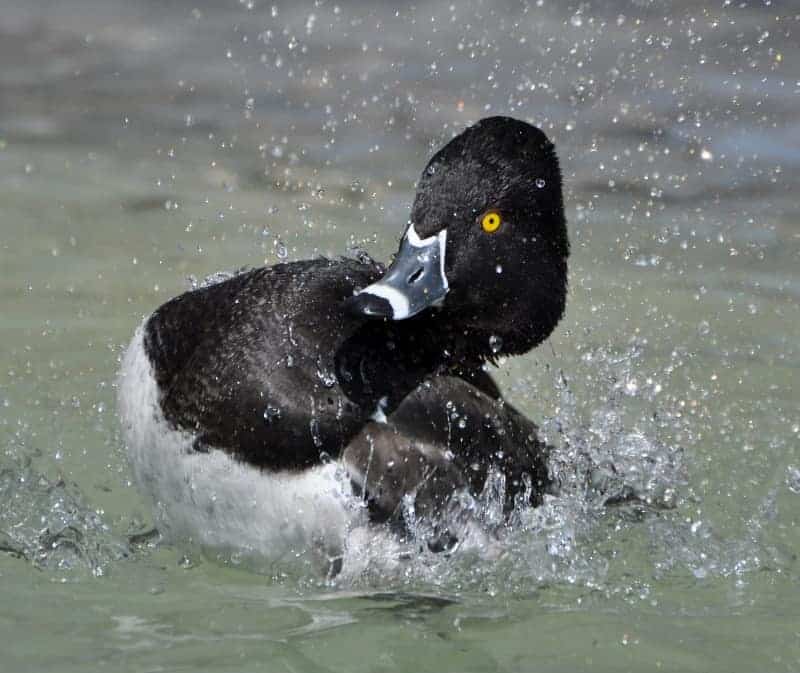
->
[346,225,449,320]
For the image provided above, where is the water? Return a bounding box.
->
[1,0,799,670]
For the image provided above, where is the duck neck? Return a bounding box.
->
[432,283,567,365]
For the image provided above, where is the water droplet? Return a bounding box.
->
[787,466,800,494]
[489,335,503,354]
[700,148,713,162]
[495,264,503,274]
[316,366,337,388]
[263,406,282,424]
[309,418,323,447]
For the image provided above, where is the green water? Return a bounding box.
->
[1,1,799,671]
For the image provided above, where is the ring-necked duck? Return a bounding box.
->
[118,116,568,568]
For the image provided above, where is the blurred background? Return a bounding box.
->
[1,1,799,671]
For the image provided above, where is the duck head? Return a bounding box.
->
[346,116,569,357]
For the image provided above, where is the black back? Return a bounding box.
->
[145,258,500,469]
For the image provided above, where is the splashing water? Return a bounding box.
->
[0,343,786,598]
[296,345,693,592]
[187,268,249,291]
[302,343,787,595]
[0,455,130,577]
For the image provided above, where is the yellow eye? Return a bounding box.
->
[481,211,502,233]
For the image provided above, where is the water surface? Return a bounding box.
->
[1,1,799,671]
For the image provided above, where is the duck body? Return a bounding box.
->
[118,116,568,568]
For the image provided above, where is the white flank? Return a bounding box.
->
[117,324,367,574]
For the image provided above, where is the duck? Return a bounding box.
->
[117,116,569,571]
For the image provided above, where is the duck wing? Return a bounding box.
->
[143,258,382,470]
[343,375,551,541]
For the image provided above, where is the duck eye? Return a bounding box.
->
[480,211,502,233]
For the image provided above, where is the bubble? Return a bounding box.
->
[535,178,546,188]
[489,335,503,354]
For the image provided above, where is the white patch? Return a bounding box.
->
[437,229,449,293]
[405,224,450,291]
[405,222,432,248]
[117,324,367,574]
[370,396,389,424]
[358,282,411,319]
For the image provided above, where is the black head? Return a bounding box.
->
[347,116,569,357]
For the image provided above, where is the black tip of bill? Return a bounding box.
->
[345,225,449,322]
[343,293,394,319]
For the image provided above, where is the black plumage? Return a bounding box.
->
[139,116,569,529]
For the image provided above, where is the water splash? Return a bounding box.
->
[3,342,779,596]
[320,346,711,591]
[186,267,249,290]
[0,455,129,577]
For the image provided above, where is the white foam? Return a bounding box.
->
[117,324,368,574]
